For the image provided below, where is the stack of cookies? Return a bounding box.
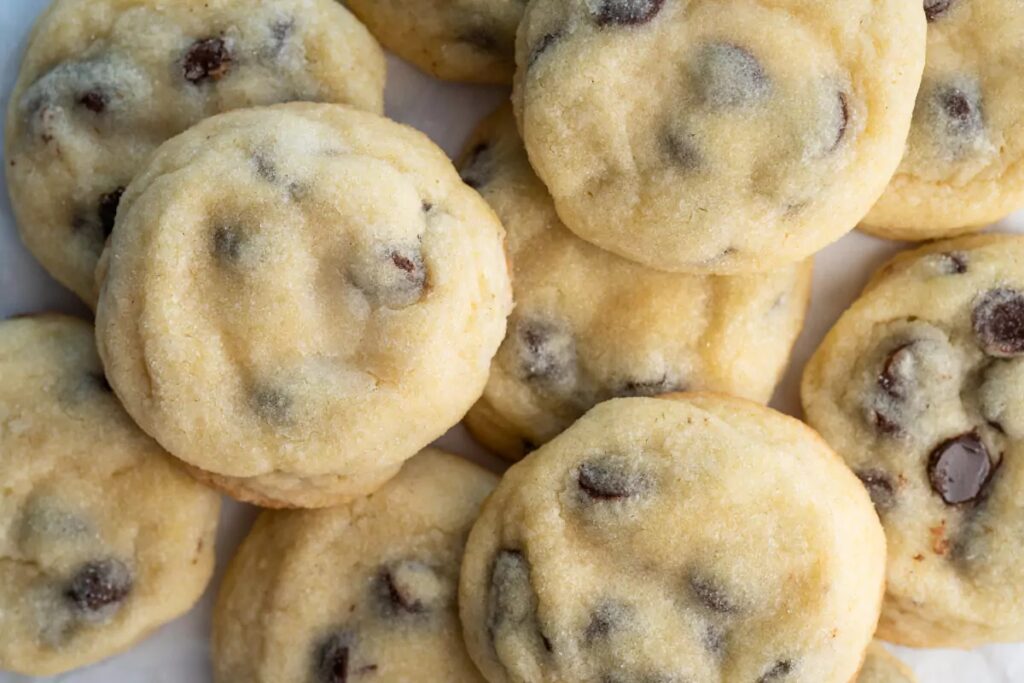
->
[3,0,1024,680]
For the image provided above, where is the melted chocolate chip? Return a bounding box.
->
[855,470,896,511]
[98,187,125,239]
[973,288,1024,357]
[460,143,492,189]
[583,602,623,644]
[515,318,577,386]
[577,457,650,501]
[374,560,442,616]
[872,410,902,436]
[528,31,564,67]
[349,245,428,309]
[77,90,108,113]
[212,225,244,262]
[662,130,702,170]
[316,632,352,683]
[759,659,794,682]
[183,37,233,84]
[593,0,665,26]
[934,85,983,141]
[924,0,954,22]
[928,431,992,505]
[938,251,968,275]
[830,91,850,152]
[697,43,771,109]
[252,386,292,426]
[65,559,132,616]
[488,549,548,652]
[878,343,914,398]
[689,574,737,614]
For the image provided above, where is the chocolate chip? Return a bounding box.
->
[374,560,443,616]
[615,374,683,398]
[349,245,428,309]
[315,632,352,683]
[924,0,954,22]
[662,130,702,170]
[593,0,665,26]
[252,151,278,182]
[183,37,233,84]
[488,550,548,654]
[938,251,968,274]
[77,90,108,113]
[421,201,433,213]
[830,91,850,152]
[878,343,915,398]
[973,288,1024,357]
[688,573,737,614]
[934,85,983,141]
[702,624,727,657]
[95,187,125,239]
[872,410,902,436]
[583,602,623,644]
[65,559,132,617]
[528,31,563,67]
[855,470,896,511]
[460,143,492,189]
[251,386,292,426]
[759,659,794,682]
[577,457,651,501]
[515,319,576,385]
[212,225,244,262]
[696,43,771,109]
[928,431,992,505]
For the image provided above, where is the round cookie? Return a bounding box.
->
[345,0,523,84]
[802,234,1024,647]
[460,106,812,460]
[512,0,926,273]
[212,449,495,682]
[5,0,386,307]
[0,314,221,676]
[460,394,886,683]
[856,643,917,683]
[864,0,1024,240]
[94,103,513,509]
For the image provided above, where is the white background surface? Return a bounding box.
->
[2,1,1023,680]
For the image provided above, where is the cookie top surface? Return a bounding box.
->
[346,0,523,83]
[4,0,386,306]
[512,0,925,273]
[864,0,1024,238]
[0,315,221,676]
[856,643,917,683]
[460,106,811,459]
[802,234,1024,647]
[94,103,512,509]
[460,395,886,683]
[212,449,496,682]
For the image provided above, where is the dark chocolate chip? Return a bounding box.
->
[516,319,576,384]
[577,457,651,501]
[460,143,492,189]
[662,130,702,170]
[315,632,352,683]
[183,37,233,84]
[212,225,244,262]
[593,0,665,26]
[928,431,992,505]
[878,343,915,399]
[374,560,441,616]
[973,288,1024,357]
[759,659,794,682]
[349,246,427,309]
[855,470,896,511]
[65,559,132,616]
[252,386,292,426]
[830,91,850,152]
[938,251,968,274]
[422,201,433,213]
[528,31,563,67]
[872,410,902,436]
[98,187,125,239]
[924,0,954,22]
[487,549,549,654]
[934,85,983,141]
[252,151,278,182]
[696,43,771,109]
[77,90,108,114]
[688,573,737,614]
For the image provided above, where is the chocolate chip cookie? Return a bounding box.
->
[94,103,512,509]
[857,643,917,683]
[0,314,221,676]
[460,106,812,460]
[212,449,495,682]
[802,233,1024,647]
[512,0,926,273]
[5,0,385,307]
[460,394,886,683]
[345,0,523,83]
[864,0,1024,240]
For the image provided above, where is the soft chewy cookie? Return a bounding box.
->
[461,107,812,460]
[5,0,385,307]
[512,0,925,273]
[346,0,523,83]
[460,394,886,683]
[864,0,1024,240]
[856,644,917,683]
[212,449,495,682]
[0,315,220,676]
[802,234,1024,647]
[95,103,512,509]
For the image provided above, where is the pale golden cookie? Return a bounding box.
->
[460,106,811,460]
[5,0,385,306]
[212,449,494,682]
[0,315,220,676]
[95,103,512,508]
[460,394,886,683]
